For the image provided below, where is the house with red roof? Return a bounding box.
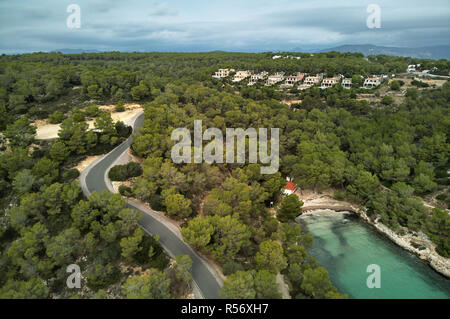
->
[283,177,297,195]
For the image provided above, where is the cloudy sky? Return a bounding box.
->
[0,0,449,53]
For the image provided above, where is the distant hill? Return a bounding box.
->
[319,44,450,60]
[53,48,101,54]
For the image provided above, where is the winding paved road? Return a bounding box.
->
[79,111,222,299]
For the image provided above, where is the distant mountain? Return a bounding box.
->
[53,48,101,54]
[319,44,450,60]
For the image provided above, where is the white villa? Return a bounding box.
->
[248,71,268,85]
[342,78,352,88]
[266,72,285,86]
[232,70,251,82]
[303,75,321,86]
[407,64,420,73]
[321,77,340,88]
[212,68,235,79]
[213,66,393,93]
[284,73,305,87]
[363,77,381,88]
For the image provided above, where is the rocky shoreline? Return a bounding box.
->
[355,208,450,279]
[296,190,450,279]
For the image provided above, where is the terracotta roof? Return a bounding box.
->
[284,181,296,191]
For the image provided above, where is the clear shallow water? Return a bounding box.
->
[298,212,450,299]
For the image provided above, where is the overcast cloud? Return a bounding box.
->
[0,0,449,53]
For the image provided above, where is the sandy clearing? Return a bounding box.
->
[295,188,351,206]
[356,76,445,104]
[98,103,141,112]
[281,99,302,106]
[34,104,143,140]
[110,108,143,125]
[35,124,61,140]
[294,188,361,214]
[416,78,446,88]
[389,77,446,90]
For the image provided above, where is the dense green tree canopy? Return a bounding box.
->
[122,270,171,299]
[0,51,448,299]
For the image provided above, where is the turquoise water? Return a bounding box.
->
[298,212,450,299]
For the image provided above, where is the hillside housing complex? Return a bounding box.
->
[213,68,387,89]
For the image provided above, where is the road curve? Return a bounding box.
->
[79,111,222,299]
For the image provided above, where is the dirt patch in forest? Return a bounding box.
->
[34,103,143,140]
[419,78,446,88]
[402,77,447,89]
[281,99,302,106]
[355,76,445,105]
[98,103,141,112]
[34,123,62,140]
[386,77,446,93]
[295,188,357,209]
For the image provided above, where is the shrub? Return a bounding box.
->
[115,121,132,138]
[412,80,429,88]
[333,189,346,200]
[85,104,100,117]
[277,194,303,222]
[381,96,394,105]
[108,165,127,181]
[406,88,418,98]
[434,167,449,179]
[108,162,142,181]
[222,261,245,276]
[86,263,121,290]
[49,110,64,124]
[149,194,164,211]
[72,111,85,122]
[390,80,400,91]
[133,236,169,270]
[115,101,125,112]
[126,162,142,176]
[61,168,80,183]
[119,185,133,197]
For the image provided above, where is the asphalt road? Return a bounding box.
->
[83,112,222,299]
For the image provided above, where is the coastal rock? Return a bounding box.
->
[299,197,449,279]
[356,208,450,278]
